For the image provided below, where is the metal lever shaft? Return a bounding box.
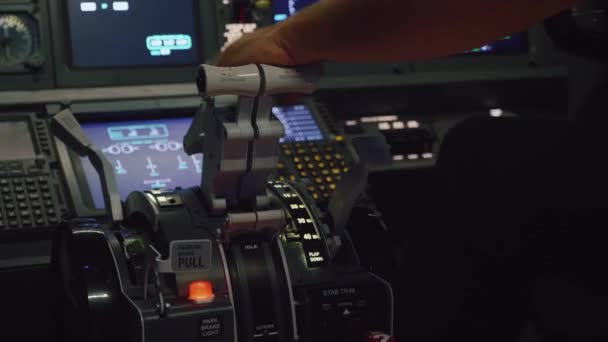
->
[50,109,124,223]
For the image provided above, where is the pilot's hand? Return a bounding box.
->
[217,25,300,67]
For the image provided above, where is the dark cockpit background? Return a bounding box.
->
[0,0,606,341]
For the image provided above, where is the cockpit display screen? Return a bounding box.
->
[273,105,324,143]
[81,117,202,208]
[66,0,200,67]
[0,121,35,160]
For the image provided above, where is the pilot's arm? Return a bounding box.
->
[218,0,578,66]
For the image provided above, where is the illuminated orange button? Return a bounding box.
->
[188,281,215,304]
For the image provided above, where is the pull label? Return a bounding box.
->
[170,240,212,272]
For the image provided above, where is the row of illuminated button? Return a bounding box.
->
[281,142,337,157]
[298,166,349,178]
[293,162,347,172]
[300,169,350,201]
[292,152,345,164]
[278,141,351,201]
[277,170,347,201]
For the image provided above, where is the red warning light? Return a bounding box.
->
[188,281,215,304]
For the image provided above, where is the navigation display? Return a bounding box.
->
[66,0,200,67]
[0,121,35,160]
[272,105,323,143]
[81,117,202,208]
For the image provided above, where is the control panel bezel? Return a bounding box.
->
[0,0,55,90]
[0,112,49,171]
[0,112,67,237]
[49,0,222,88]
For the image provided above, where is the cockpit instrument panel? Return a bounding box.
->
[79,117,201,209]
[65,0,201,68]
[0,13,43,73]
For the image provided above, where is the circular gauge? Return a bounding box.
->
[0,14,34,68]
